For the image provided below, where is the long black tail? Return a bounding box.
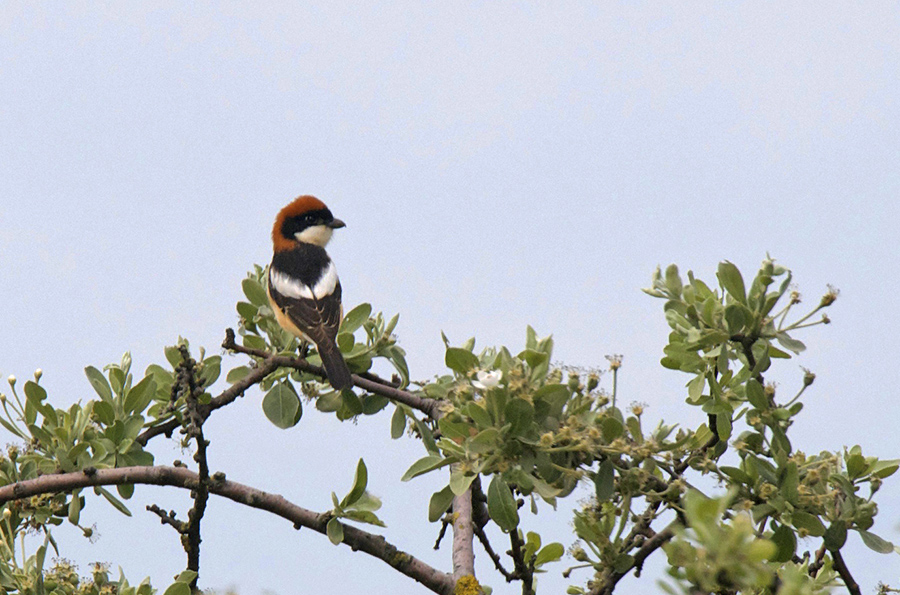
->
[317,339,354,391]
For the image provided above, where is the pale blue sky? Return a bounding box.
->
[1,3,898,594]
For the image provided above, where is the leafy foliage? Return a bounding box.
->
[0,258,896,595]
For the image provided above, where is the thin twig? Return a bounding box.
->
[0,466,456,595]
[175,345,210,591]
[138,329,444,447]
[146,504,184,532]
[474,525,515,582]
[591,522,677,595]
[433,517,451,551]
[223,329,444,420]
[509,529,535,595]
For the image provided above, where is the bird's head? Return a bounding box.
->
[272,195,346,251]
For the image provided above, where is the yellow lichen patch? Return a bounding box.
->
[454,574,483,595]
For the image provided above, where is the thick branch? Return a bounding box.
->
[0,467,455,595]
[451,488,476,582]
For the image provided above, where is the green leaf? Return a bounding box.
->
[524,531,541,561]
[858,529,894,554]
[824,521,847,550]
[445,347,479,374]
[336,333,355,353]
[871,458,900,479]
[724,304,747,333]
[428,486,455,523]
[23,380,47,405]
[776,332,806,354]
[845,452,867,480]
[626,416,643,442]
[162,583,192,595]
[466,402,494,428]
[535,542,565,566]
[198,355,221,387]
[164,346,183,368]
[68,492,81,525]
[746,379,767,410]
[236,301,258,322]
[664,264,682,297]
[518,349,548,369]
[85,366,113,403]
[342,509,386,527]
[94,486,132,516]
[117,483,135,499]
[348,491,382,512]
[341,389,363,416]
[262,382,302,429]
[340,303,372,334]
[401,455,449,482]
[124,376,156,415]
[504,399,534,437]
[226,365,252,384]
[390,406,406,439]
[594,460,615,501]
[487,475,519,533]
[341,459,368,508]
[791,511,825,537]
[361,394,388,415]
[720,466,752,484]
[600,416,624,441]
[174,570,198,584]
[327,517,344,545]
[449,469,476,496]
[242,277,269,307]
[780,462,799,502]
[467,428,500,454]
[717,261,747,304]
[769,524,796,563]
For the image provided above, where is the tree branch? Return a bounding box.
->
[451,487,476,582]
[509,528,535,595]
[474,525,515,582]
[831,550,861,595]
[146,504,184,532]
[0,467,455,595]
[222,329,445,420]
[176,345,210,590]
[591,521,677,595]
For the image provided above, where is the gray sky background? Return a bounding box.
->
[1,3,899,594]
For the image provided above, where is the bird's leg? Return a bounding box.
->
[298,340,310,359]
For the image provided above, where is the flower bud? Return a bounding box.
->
[802,368,816,387]
[6,375,15,387]
[34,369,42,381]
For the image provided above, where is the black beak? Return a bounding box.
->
[328,218,346,229]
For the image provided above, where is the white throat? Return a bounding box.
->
[295,225,333,247]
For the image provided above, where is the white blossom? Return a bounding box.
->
[472,370,502,390]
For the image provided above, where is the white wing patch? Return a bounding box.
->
[270,262,338,300]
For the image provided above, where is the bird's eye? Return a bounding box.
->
[303,214,317,223]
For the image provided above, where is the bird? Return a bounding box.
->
[267,195,354,390]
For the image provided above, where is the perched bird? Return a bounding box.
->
[268,195,353,390]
